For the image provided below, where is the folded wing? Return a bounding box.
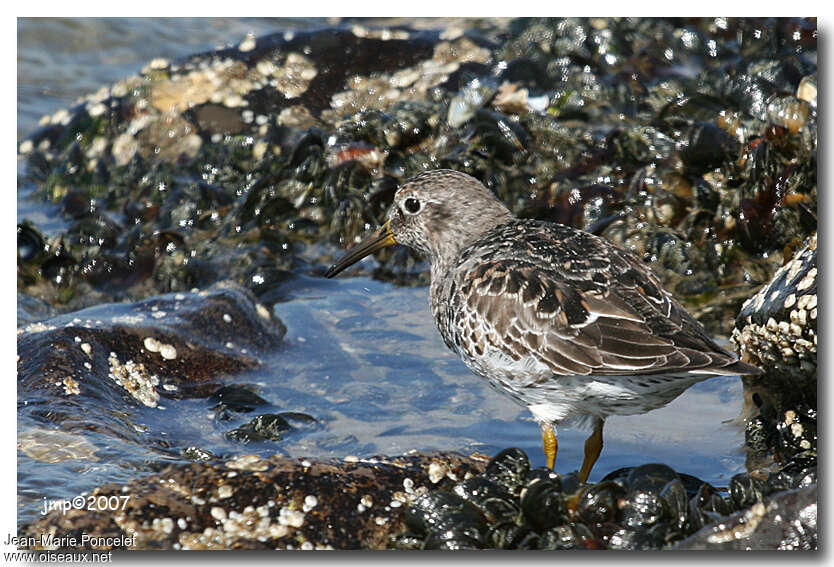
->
[450,222,750,378]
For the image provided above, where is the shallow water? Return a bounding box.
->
[17,273,747,526]
[17,18,748,528]
[270,275,748,485]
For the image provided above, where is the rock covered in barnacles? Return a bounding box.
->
[732,232,816,383]
[20,452,487,550]
[16,282,300,487]
[17,282,285,412]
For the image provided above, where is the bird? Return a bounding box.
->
[325,169,762,482]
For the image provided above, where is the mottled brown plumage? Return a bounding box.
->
[442,220,748,378]
[326,169,761,480]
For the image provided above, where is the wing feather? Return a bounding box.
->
[447,221,743,378]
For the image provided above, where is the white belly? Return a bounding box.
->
[458,346,709,427]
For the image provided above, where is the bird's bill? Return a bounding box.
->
[325,220,397,278]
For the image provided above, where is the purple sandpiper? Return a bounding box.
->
[326,169,761,481]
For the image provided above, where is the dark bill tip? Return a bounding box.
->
[325,221,397,278]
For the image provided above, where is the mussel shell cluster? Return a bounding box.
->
[393,447,814,550]
[16,18,816,339]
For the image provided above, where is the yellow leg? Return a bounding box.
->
[578,419,604,482]
[541,425,558,470]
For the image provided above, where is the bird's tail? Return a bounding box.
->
[694,358,763,376]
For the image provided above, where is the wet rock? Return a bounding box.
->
[575,481,626,526]
[17,282,284,455]
[539,523,601,550]
[619,488,668,534]
[674,484,816,550]
[773,404,817,463]
[733,232,817,385]
[209,383,270,406]
[182,446,216,462]
[226,414,293,443]
[676,122,741,175]
[396,450,717,550]
[742,388,817,483]
[734,126,817,256]
[209,384,270,418]
[224,412,318,445]
[17,222,46,264]
[625,463,680,493]
[733,231,817,476]
[744,395,776,458]
[18,282,283,398]
[659,478,692,536]
[20,452,488,550]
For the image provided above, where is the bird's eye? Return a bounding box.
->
[404,197,421,214]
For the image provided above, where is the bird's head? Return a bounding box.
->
[325,169,513,277]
